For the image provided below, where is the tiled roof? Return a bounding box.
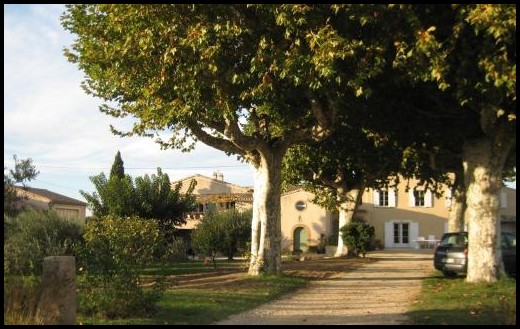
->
[172,174,253,192]
[16,186,87,206]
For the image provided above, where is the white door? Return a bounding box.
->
[393,222,410,248]
[385,221,417,249]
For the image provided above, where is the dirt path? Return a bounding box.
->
[215,250,434,325]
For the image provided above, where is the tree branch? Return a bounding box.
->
[223,116,260,152]
[186,120,245,156]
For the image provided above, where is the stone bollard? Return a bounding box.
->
[39,256,76,325]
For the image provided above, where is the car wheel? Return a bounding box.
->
[442,270,457,277]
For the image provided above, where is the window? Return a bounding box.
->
[295,201,306,211]
[197,203,204,212]
[373,189,396,207]
[414,190,425,207]
[379,191,389,207]
[393,222,409,244]
[409,188,433,207]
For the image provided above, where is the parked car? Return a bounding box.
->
[434,232,516,277]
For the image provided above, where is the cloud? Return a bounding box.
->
[4,4,253,207]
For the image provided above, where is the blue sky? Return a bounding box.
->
[4,5,516,211]
[4,4,254,211]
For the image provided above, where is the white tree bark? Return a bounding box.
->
[447,184,466,233]
[334,207,350,257]
[248,153,283,276]
[463,131,511,283]
[334,188,363,257]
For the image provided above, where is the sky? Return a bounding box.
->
[4,5,516,213]
[4,4,255,213]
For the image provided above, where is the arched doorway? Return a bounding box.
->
[293,227,308,252]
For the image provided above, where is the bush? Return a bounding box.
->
[4,209,84,275]
[77,215,166,318]
[161,237,189,263]
[191,209,252,267]
[339,219,375,258]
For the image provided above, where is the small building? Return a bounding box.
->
[14,186,87,225]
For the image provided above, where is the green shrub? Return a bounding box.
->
[191,209,251,267]
[339,219,375,258]
[3,209,84,275]
[77,215,165,318]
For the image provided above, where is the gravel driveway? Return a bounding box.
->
[215,250,434,325]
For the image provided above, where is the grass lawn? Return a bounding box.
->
[407,272,516,325]
[139,259,246,276]
[78,260,308,325]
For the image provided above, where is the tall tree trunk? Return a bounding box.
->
[463,122,513,283]
[447,180,466,232]
[248,152,283,276]
[334,186,363,257]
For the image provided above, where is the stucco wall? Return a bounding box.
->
[281,190,332,252]
[280,179,516,250]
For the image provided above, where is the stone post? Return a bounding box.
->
[39,256,76,325]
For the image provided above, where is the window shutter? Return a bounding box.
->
[500,191,507,208]
[388,188,396,207]
[444,188,452,208]
[410,222,419,245]
[384,221,393,248]
[425,189,433,207]
[408,189,415,207]
[373,190,380,206]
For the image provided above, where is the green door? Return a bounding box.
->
[293,227,308,252]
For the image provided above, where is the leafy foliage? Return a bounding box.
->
[4,155,40,217]
[77,215,165,318]
[339,219,375,258]
[191,210,252,266]
[81,172,135,218]
[4,209,84,275]
[133,168,196,231]
[61,4,410,275]
[80,152,196,230]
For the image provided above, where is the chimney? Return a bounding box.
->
[213,172,218,180]
[217,173,223,181]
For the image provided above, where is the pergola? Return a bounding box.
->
[195,193,253,203]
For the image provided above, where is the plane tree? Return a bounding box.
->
[392,4,516,282]
[62,4,403,275]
